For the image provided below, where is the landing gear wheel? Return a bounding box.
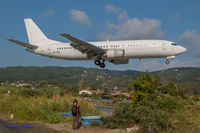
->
[100,63,105,68]
[95,60,101,65]
[166,59,170,64]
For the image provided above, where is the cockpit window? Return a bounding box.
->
[171,43,178,46]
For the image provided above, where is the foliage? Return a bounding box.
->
[78,80,85,90]
[128,73,160,104]
[0,85,79,97]
[103,73,200,133]
[0,86,100,123]
[102,103,134,129]
[0,66,200,94]
[0,66,136,89]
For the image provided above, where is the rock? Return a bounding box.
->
[126,125,141,133]
[10,114,14,120]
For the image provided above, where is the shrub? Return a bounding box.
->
[103,73,200,133]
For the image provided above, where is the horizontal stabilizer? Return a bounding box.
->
[6,39,38,49]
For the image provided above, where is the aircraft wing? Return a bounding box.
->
[7,39,38,49]
[59,33,106,55]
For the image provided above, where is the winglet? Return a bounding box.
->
[58,33,70,39]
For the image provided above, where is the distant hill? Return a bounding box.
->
[154,67,200,83]
[0,66,139,88]
[154,67,200,94]
[0,66,200,92]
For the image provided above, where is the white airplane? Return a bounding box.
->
[7,18,187,68]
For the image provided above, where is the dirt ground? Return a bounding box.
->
[0,115,126,133]
[44,122,126,133]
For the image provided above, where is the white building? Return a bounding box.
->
[79,90,93,95]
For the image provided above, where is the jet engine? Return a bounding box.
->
[104,49,125,59]
[110,59,129,64]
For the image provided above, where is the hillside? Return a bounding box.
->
[154,67,200,83]
[0,66,200,93]
[0,66,139,88]
[154,67,200,94]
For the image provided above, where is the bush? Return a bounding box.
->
[103,73,200,132]
[102,103,134,129]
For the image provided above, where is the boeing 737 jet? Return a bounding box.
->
[7,19,187,68]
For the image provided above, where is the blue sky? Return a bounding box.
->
[0,0,200,71]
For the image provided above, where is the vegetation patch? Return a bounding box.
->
[0,86,99,123]
[102,73,200,133]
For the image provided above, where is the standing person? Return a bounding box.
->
[71,99,80,130]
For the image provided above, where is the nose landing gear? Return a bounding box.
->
[94,60,105,68]
[166,59,170,64]
[166,56,175,65]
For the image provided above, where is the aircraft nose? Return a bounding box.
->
[174,46,187,55]
[181,46,187,53]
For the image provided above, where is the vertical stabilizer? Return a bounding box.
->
[24,18,49,45]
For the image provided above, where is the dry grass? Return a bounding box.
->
[0,94,100,123]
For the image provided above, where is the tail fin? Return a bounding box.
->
[24,18,51,45]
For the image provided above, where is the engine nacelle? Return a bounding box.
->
[104,49,125,59]
[110,59,129,64]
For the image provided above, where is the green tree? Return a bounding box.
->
[78,80,85,90]
[39,81,48,88]
[128,73,160,104]
[103,73,199,132]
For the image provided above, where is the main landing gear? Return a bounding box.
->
[94,60,105,68]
